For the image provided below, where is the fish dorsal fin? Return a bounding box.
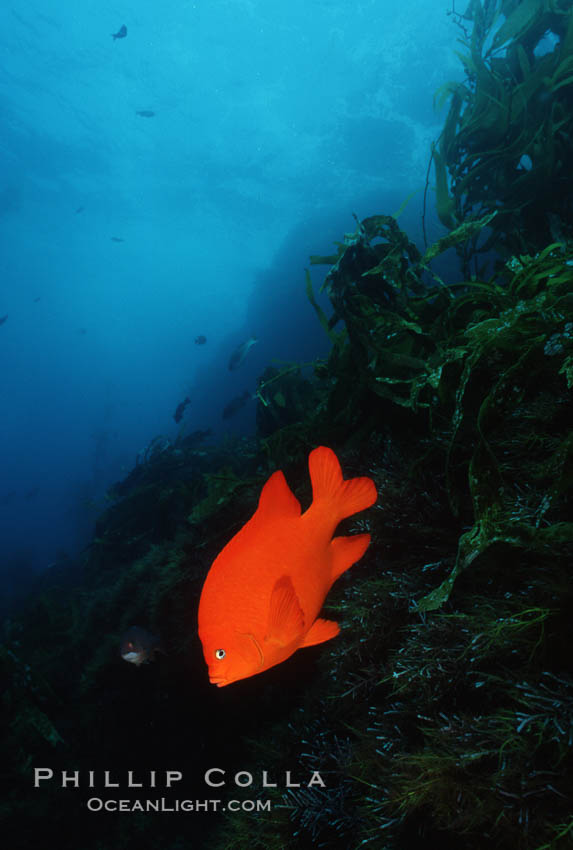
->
[330,533,371,581]
[265,575,305,646]
[255,470,301,521]
[308,446,377,524]
[301,618,340,648]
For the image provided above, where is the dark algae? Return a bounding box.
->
[3,2,573,848]
[431,0,573,262]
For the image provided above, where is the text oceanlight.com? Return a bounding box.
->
[85,798,271,813]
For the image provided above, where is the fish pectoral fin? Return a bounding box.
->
[301,618,340,648]
[330,533,371,581]
[265,575,305,646]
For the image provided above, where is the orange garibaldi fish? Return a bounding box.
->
[198,446,377,687]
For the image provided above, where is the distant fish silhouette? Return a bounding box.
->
[0,314,7,326]
[136,110,155,118]
[195,335,207,345]
[75,206,84,214]
[228,336,258,371]
[33,297,41,303]
[79,328,87,335]
[222,390,251,420]
[173,396,191,424]
[111,236,124,243]
[112,25,127,41]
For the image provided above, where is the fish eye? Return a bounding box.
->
[214,648,226,660]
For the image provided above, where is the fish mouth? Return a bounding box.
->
[209,676,228,687]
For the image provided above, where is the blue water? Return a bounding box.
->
[0,0,459,597]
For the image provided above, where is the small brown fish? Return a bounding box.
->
[195,335,207,345]
[120,626,162,666]
[111,236,124,243]
[0,314,8,326]
[136,110,155,118]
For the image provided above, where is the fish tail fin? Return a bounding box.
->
[308,446,377,524]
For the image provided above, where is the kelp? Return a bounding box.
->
[187,467,248,525]
[305,270,345,348]
[433,0,573,264]
[306,217,573,614]
[421,210,497,264]
[255,363,328,448]
[431,142,457,230]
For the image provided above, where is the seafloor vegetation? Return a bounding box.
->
[2,1,573,848]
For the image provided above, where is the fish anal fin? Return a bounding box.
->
[301,618,340,648]
[256,471,301,521]
[330,533,371,581]
[265,575,305,646]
